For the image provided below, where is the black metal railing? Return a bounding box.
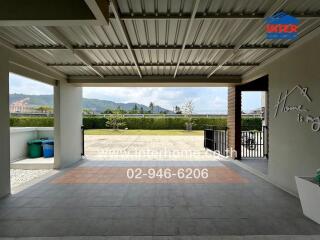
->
[241,126,268,158]
[81,125,85,156]
[204,126,228,156]
[263,126,269,158]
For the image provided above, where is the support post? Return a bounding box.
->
[54,79,83,169]
[227,87,242,159]
[0,47,10,198]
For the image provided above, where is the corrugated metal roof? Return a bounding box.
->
[243,18,320,45]
[135,49,180,63]
[58,22,126,46]
[52,66,96,75]
[0,26,63,46]
[24,49,77,64]
[117,0,195,14]
[283,0,320,12]
[98,66,137,75]
[117,0,274,15]
[0,0,319,78]
[227,49,282,63]
[216,66,255,75]
[84,49,132,64]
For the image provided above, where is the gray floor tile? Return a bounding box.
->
[1,160,320,237]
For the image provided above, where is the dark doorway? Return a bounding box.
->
[238,76,269,174]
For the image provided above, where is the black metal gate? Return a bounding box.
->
[204,126,228,156]
[81,126,85,156]
[241,126,268,158]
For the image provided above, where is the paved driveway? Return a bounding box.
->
[85,135,221,161]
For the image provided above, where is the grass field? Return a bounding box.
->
[85,129,203,136]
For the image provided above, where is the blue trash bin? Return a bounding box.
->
[42,140,54,158]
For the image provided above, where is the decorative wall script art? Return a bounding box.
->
[274,85,320,132]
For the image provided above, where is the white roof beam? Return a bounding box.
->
[45,27,104,78]
[15,44,290,50]
[173,0,200,78]
[47,63,259,67]
[0,13,319,27]
[68,75,241,87]
[0,36,65,81]
[84,0,110,25]
[115,12,320,20]
[110,0,142,78]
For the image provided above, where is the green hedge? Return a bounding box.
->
[10,116,262,130]
[83,117,261,130]
[83,117,227,130]
[241,118,262,131]
[106,117,226,130]
[10,117,54,127]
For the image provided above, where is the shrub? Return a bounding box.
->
[10,116,262,131]
[105,112,127,129]
[83,117,106,129]
[241,117,262,131]
[83,116,228,130]
[10,117,54,127]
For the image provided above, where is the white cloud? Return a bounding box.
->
[10,73,263,114]
[9,73,53,95]
[193,95,227,114]
[84,87,185,110]
[242,92,262,112]
[84,87,228,113]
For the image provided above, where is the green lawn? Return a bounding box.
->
[84,129,204,136]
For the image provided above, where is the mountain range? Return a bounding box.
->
[9,93,173,113]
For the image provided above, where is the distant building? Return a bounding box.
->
[9,98,33,113]
[249,108,263,115]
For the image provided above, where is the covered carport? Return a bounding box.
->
[1,0,320,238]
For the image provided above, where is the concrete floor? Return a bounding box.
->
[241,158,269,175]
[1,135,320,238]
[1,159,320,237]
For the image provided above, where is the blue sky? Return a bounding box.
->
[9,73,262,114]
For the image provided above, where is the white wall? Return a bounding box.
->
[243,33,320,195]
[54,79,83,169]
[37,128,54,139]
[10,127,54,162]
[0,47,10,198]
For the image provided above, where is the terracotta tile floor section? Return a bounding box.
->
[52,166,248,184]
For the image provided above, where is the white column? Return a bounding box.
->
[54,79,83,169]
[0,47,10,198]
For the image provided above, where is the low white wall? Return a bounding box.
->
[10,127,54,162]
[37,128,54,139]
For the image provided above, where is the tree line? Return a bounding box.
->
[95,102,183,115]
